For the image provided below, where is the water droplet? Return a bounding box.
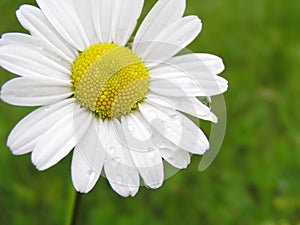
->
[148,150,157,158]
[87,169,97,180]
[127,123,135,132]
[36,44,43,50]
[163,120,169,129]
[81,139,88,147]
[108,146,115,155]
[111,156,121,167]
[56,57,63,62]
[44,106,51,112]
[170,67,177,72]
[147,128,153,138]
[170,114,182,126]
[177,39,182,44]
[87,169,93,175]
[199,96,212,109]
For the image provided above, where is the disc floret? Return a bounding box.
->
[71,44,149,119]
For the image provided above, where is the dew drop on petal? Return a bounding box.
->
[58,57,63,62]
[148,150,157,159]
[163,120,169,129]
[44,106,51,112]
[81,139,88,147]
[170,114,182,126]
[111,156,121,167]
[170,67,177,72]
[87,169,97,180]
[147,129,153,138]
[36,44,43,50]
[127,123,135,132]
[108,146,115,155]
[176,39,182,45]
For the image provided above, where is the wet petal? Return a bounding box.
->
[102,120,140,197]
[7,99,75,155]
[139,101,209,154]
[112,0,144,46]
[71,118,105,193]
[136,16,202,67]
[32,105,91,170]
[36,0,90,50]
[121,112,164,189]
[16,5,77,61]
[1,77,71,106]
[133,0,185,49]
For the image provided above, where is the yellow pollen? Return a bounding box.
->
[71,43,150,119]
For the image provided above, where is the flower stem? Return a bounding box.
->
[71,192,82,225]
[65,189,82,225]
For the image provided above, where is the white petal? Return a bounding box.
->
[16,5,77,61]
[161,149,190,169]
[149,74,227,98]
[1,77,71,106]
[121,112,164,189]
[92,0,116,43]
[149,77,206,97]
[71,118,105,193]
[148,53,228,96]
[32,104,92,171]
[102,119,139,197]
[36,0,90,50]
[7,98,75,155]
[0,33,72,68]
[71,0,99,45]
[196,53,225,75]
[133,0,185,49]
[112,0,144,46]
[162,53,226,77]
[139,101,209,154]
[0,45,70,80]
[135,16,202,67]
[159,140,190,169]
[146,93,217,123]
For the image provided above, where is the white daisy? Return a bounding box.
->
[0,0,228,197]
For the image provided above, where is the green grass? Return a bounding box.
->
[1,0,300,224]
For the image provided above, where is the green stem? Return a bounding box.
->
[71,192,82,225]
[65,189,82,225]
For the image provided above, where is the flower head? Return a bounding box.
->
[0,0,228,197]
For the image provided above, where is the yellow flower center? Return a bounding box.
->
[71,43,150,119]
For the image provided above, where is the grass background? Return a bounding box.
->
[0,0,300,224]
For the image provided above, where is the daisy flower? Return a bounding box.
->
[0,0,228,197]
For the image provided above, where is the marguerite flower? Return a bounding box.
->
[0,0,228,197]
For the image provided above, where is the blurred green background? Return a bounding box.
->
[0,0,300,224]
